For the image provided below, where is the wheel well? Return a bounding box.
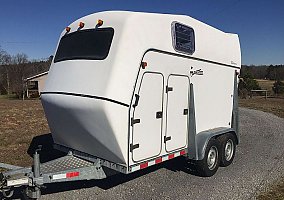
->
[215,131,239,145]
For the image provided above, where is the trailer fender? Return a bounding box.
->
[195,127,238,161]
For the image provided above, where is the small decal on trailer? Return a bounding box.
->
[52,174,66,180]
[190,69,204,76]
[52,171,80,180]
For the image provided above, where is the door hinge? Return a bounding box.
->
[166,86,173,93]
[164,136,171,143]
[183,109,189,115]
[130,143,139,152]
[131,118,141,126]
[156,111,163,119]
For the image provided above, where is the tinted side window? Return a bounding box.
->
[172,22,195,54]
[54,28,114,63]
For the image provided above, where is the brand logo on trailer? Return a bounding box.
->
[190,69,204,76]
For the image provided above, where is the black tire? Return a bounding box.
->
[196,138,221,177]
[218,133,236,167]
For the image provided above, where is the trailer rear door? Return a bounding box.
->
[165,75,189,152]
[131,72,164,162]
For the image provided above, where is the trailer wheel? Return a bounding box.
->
[218,133,236,167]
[197,139,220,177]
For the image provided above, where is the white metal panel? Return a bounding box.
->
[132,72,164,162]
[165,75,189,152]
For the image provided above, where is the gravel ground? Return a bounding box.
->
[11,108,284,199]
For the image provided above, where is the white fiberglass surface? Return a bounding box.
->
[165,75,189,152]
[132,72,164,162]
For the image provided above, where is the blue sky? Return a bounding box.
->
[0,0,283,65]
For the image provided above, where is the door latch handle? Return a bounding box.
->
[166,86,173,93]
[131,118,141,126]
[130,143,140,152]
[183,109,189,115]
[164,136,171,143]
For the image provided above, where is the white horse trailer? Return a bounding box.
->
[0,11,241,199]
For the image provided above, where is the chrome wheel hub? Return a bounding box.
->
[224,139,234,161]
[207,146,218,170]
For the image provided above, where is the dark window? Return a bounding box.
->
[172,22,195,54]
[54,28,114,63]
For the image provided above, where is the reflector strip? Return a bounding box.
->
[168,154,175,159]
[130,149,187,172]
[52,171,80,180]
[180,150,186,155]
[155,157,162,164]
[66,171,80,178]
[140,162,148,169]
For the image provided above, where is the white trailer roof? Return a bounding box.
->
[45,11,241,105]
[65,11,240,65]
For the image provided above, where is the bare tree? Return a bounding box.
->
[0,47,12,94]
[8,53,29,97]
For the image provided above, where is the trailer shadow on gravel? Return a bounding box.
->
[27,133,66,163]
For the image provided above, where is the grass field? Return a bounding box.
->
[256,79,274,94]
[240,98,284,200]
[0,99,64,174]
[0,99,50,168]
[239,98,284,118]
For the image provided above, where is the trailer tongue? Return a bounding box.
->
[0,148,121,199]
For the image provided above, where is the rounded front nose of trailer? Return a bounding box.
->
[41,93,129,164]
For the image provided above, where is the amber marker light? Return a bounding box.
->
[65,27,71,33]
[141,62,147,69]
[97,19,104,27]
[79,22,85,29]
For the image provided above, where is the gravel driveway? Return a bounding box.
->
[30,108,284,199]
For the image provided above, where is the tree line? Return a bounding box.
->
[241,64,284,80]
[0,46,51,97]
[239,64,284,98]
[1,45,284,98]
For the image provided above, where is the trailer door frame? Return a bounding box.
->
[131,72,164,162]
[165,74,189,152]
